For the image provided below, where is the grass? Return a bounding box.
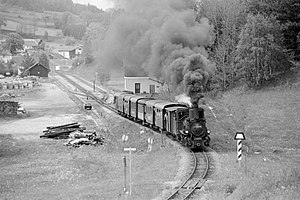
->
[201,67,300,200]
[0,82,187,200]
[61,61,300,200]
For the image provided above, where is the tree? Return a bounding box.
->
[97,67,110,85]
[246,0,300,60]
[44,30,49,40]
[42,13,50,27]
[21,53,36,70]
[64,37,76,46]
[84,54,94,64]
[0,14,7,28]
[2,33,24,55]
[235,14,292,87]
[71,56,84,68]
[80,10,94,26]
[197,0,247,89]
[62,24,86,40]
[38,52,49,69]
[16,23,27,35]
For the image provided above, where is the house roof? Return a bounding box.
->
[25,62,50,72]
[24,39,38,47]
[57,45,83,52]
[124,76,163,84]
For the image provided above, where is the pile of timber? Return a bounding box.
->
[40,122,86,139]
[40,122,105,147]
[64,130,105,148]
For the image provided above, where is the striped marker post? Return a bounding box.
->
[234,132,246,167]
[237,140,242,165]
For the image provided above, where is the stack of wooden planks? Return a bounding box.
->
[40,122,86,139]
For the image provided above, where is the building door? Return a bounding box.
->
[135,83,140,93]
[150,85,155,94]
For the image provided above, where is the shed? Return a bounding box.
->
[22,62,50,77]
[124,76,163,94]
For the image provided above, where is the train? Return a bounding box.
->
[114,91,210,149]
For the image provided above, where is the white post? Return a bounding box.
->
[123,147,136,196]
[129,147,132,196]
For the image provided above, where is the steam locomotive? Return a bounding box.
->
[114,92,210,149]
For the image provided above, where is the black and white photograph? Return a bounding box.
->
[0,0,299,199]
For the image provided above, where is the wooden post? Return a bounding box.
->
[123,155,127,192]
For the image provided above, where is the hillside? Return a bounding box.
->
[198,67,300,199]
[0,5,85,39]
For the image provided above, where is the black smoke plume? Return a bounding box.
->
[99,0,215,104]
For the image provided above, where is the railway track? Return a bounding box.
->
[55,72,116,113]
[166,150,210,200]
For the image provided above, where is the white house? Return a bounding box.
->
[23,39,38,51]
[124,76,163,94]
[57,45,83,59]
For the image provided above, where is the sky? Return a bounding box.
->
[72,0,114,10]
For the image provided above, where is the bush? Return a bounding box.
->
[64,37,76,46]
[72,57,84,68]
[97,67,110,85]
[84,54,94,64]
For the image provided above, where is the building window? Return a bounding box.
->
[135,83,140,93]
[150,85,155,94]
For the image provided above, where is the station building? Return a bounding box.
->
[124,76,163,94]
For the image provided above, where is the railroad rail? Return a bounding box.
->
[166,150,210,200]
